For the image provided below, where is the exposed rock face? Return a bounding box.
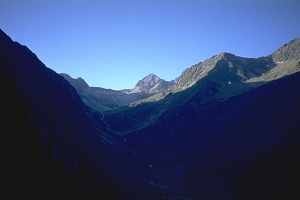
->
[175,48,299,90]
[176,53,225,89]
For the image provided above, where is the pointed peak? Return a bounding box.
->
[220,52,236,58]
[144,73,159,79]
[140,73,161,82]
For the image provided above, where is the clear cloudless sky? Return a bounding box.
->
[1,1,300,90]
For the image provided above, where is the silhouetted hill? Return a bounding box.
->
[0,28,126,199]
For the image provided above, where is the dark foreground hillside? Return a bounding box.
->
[0,61,89,199]
[0,29,126,199]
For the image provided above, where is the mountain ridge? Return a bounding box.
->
[130,39,300,107]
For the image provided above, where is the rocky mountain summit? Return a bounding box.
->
[127,73,175,94]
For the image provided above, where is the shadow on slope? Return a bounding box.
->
[0,30,124,199]
[123,72,300,199]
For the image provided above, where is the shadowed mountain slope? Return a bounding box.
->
[124,71,300,199]
[0,28,125,199]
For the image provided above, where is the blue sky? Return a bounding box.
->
[1,1,300,90]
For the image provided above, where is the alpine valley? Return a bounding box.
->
[1,28,300,199]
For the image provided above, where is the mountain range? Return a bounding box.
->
[1,28,300,199]
[60,72,175,111]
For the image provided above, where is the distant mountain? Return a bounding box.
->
[2,27,300,199]
[61,73,175,111]
[128,73,175,94]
